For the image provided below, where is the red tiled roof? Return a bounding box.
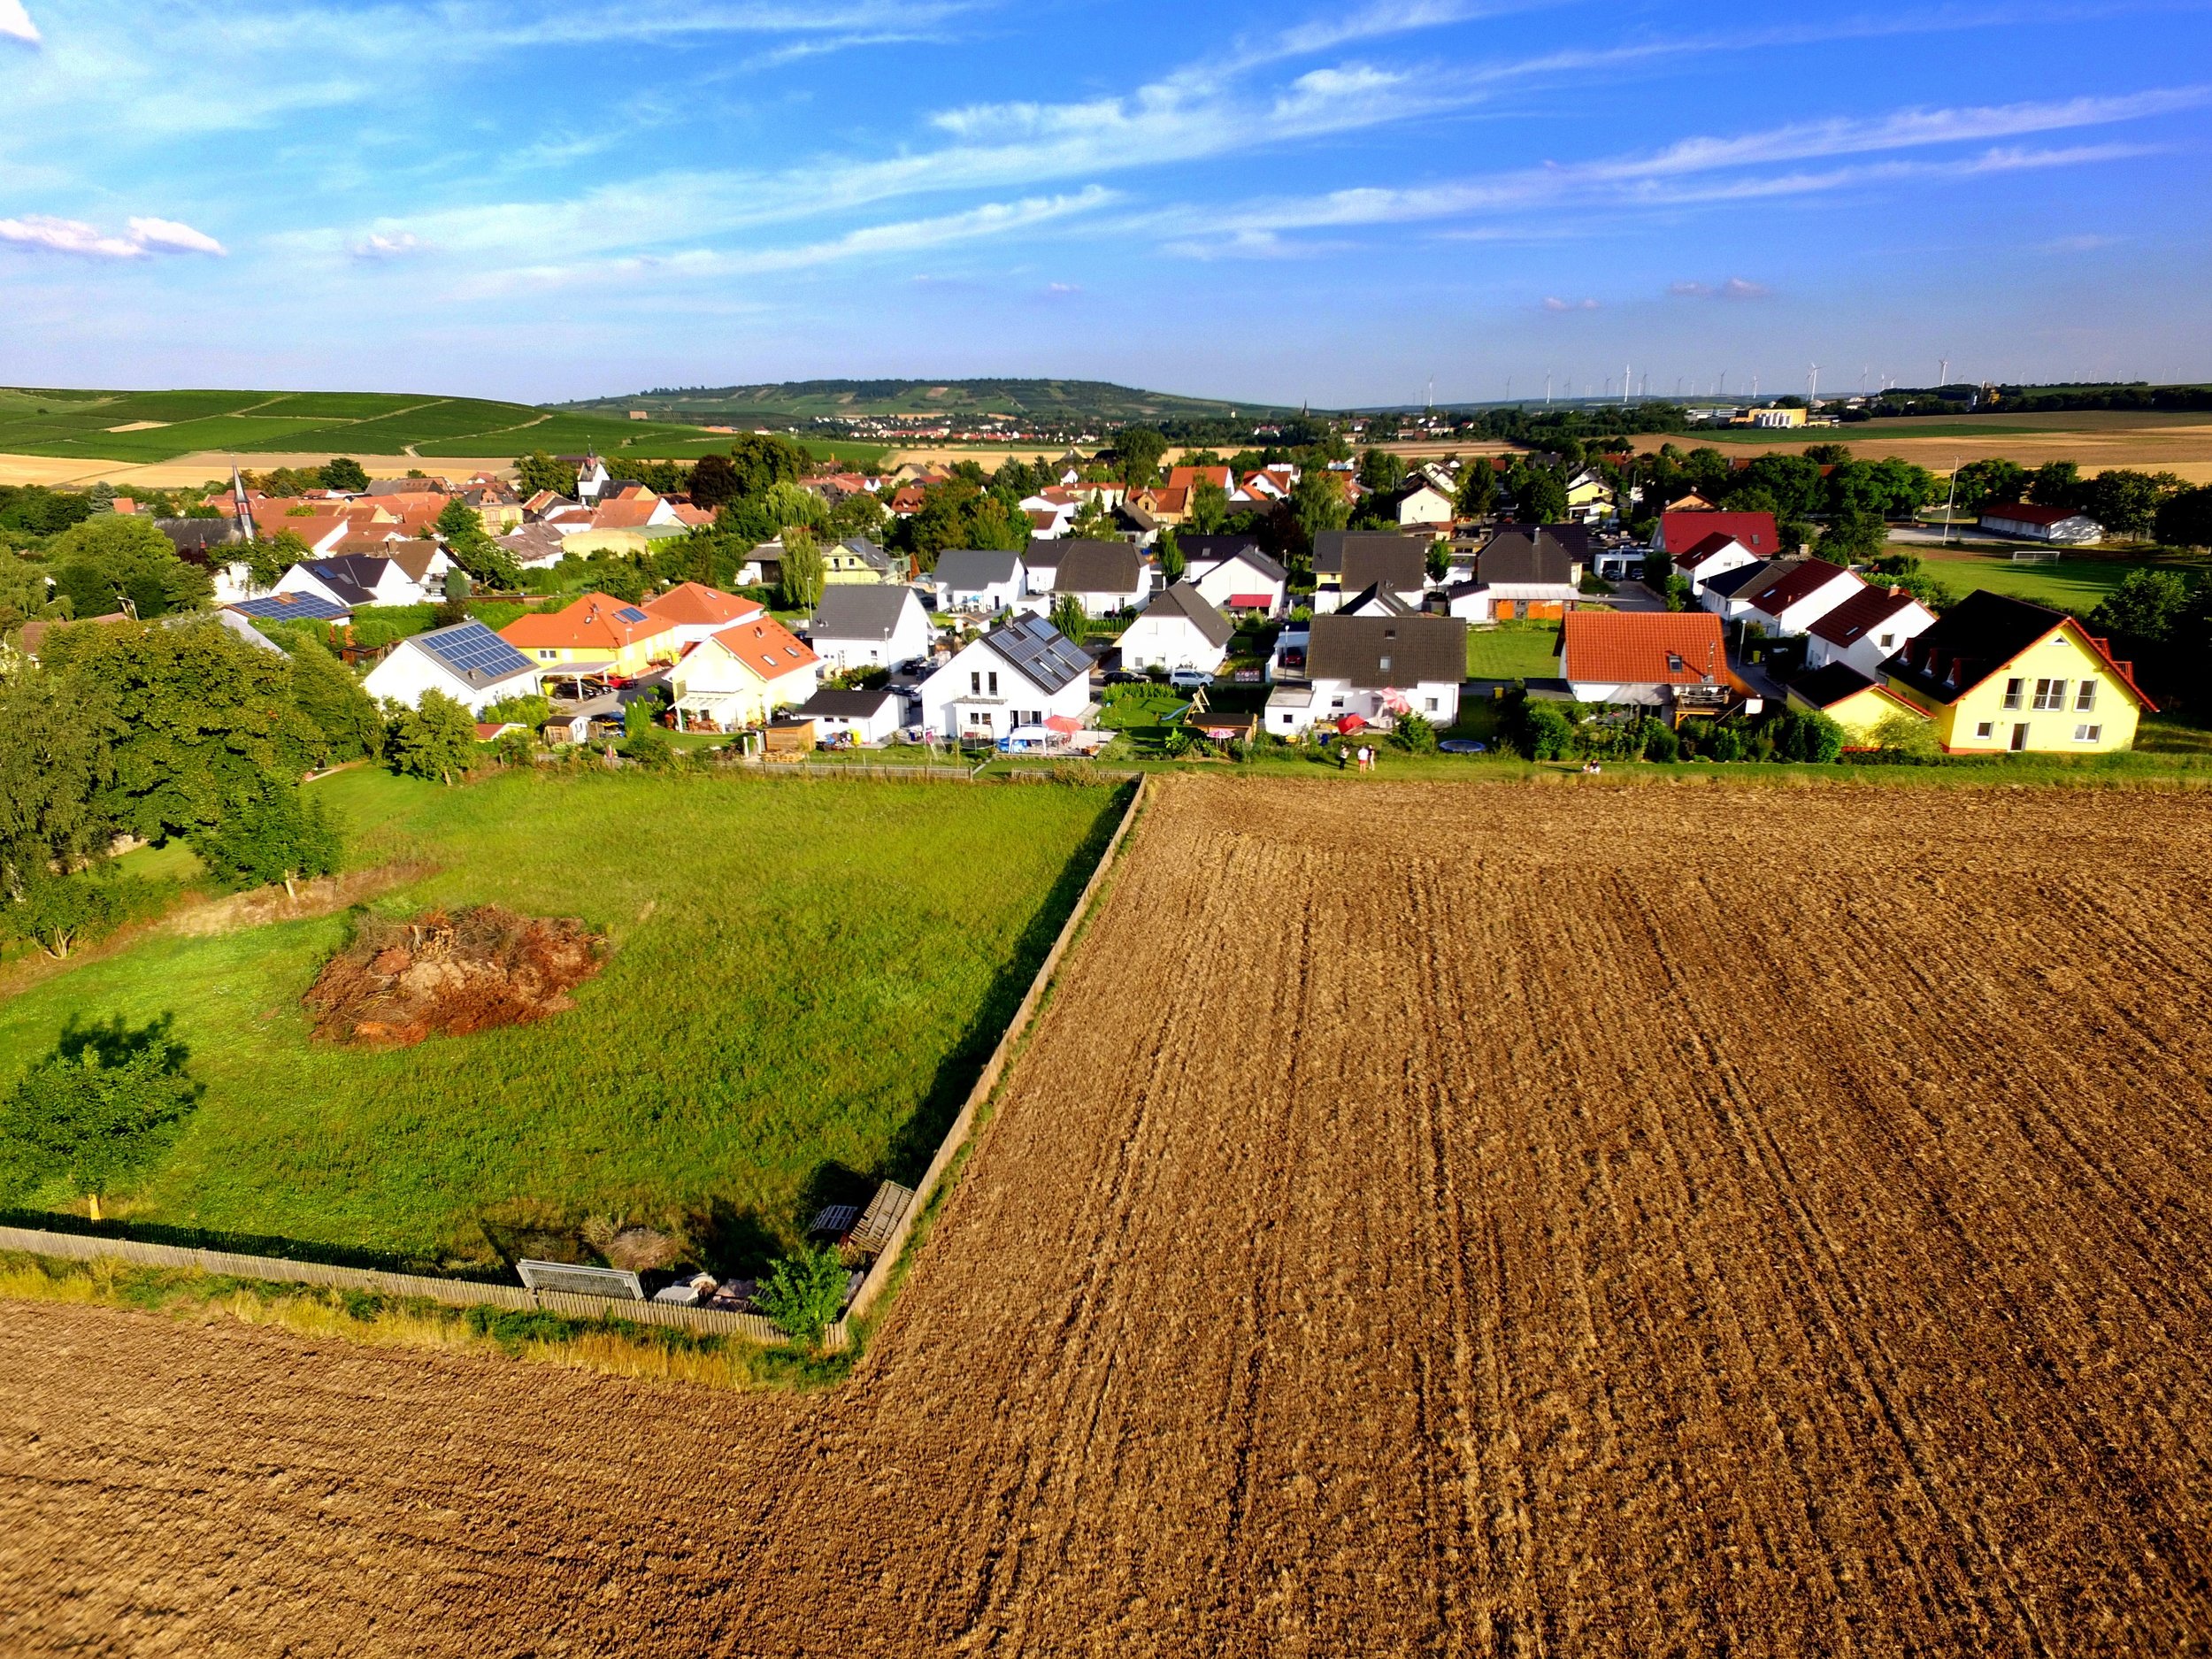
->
[644,581,763,628]
[1659,511,1778,555]
[1978,502,2085,526]
[1807,586,1924,648]
[501,591,676,653]
[1677,530,1752,569]
[1743,557,1857,618]
[709,616,819,681]
[1561,610,1725,685]
[589,500,663,530]
[1166,465,1231,491]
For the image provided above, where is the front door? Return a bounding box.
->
[2010,723,2030,752]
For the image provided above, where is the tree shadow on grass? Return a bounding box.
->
[877,780,1132,1191]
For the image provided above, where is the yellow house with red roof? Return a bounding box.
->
[500,591,679,677]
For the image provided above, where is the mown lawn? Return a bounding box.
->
[0,767,1121,1272]
[1466,623,1562,679]
[1915,549,2208,614]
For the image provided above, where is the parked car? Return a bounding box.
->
[1167,668,1215,689]
[1102,669,1144,685]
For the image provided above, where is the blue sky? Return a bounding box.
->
[2,0,2209,407]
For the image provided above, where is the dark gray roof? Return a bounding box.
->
[835,536,895,573]
[1703,559,1771,598]
[810,583,922,641]
[412,620,535,687]
[1313,530,1425,580]
[1181,535,1287,583]
[795,687,902,718]
[934,549,1022,589]
[1339,583,1421,618]
[1789,662,1878,709]
[984,614,1090,694]
[1052,539,1143,596]
[1476,528,1579,587]
[156,518,243,553]
[498,523,566,559]
[1138,581,1234,648]
[1307,613,1467,687]
[1884,589,2130,708]
[295,565,379,608]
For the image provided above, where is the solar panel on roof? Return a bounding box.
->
[419,622,533,683]
[615,606,649,623]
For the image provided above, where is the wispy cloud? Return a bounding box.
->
[1671,277,1770,299]
[0,211,224,257]
[351,230,429,260]
[0,0,38,46]
[1543,296,1601,311]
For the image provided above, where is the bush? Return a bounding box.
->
[191,784,342,897]
[0,868,157,960]
[1393,710,1439,753]
[1520,700,1577,760]
[754,1244,849,1347]
[1767,708,1846,764]
[1641,719,1681,762]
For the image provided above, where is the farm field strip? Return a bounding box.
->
[3,777,2211,1654]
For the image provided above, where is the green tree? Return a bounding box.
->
[753,1243,849,1348]
[1950,458,2025,511]
[1870,710,1942,762]
[2079,469,2178,538]
[0,667,115,926]
[778,531,826,610]
[319,457,369,493]
[1157,530,1186,585]
[249,527,311,589]
[2090,569,2193,641]
[1292,467,1350,541]
[1393,710,1438,752]
[1510,465,1568,525]
[2028,460,2081,507]
[1050,593,1088,640]
[1455,463,1496,519]
[192,784,342,899]
[512,450,572,496]
[1816,509,1890,565]
[725,433,810,498]
[434,565,473,627]
[45,516,211,619]
[1357,448,1407,493]
[385,689,479,785]
[437,500,520,591]
[1425,539,1451,583]
[1188,479,1232,534]
[2154,485,2212,549]
[1116,426,1169,489]
[283,635,382,765]
[0,1016,200,1218]
[688,452,741,511]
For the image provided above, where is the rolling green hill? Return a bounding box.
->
[557,378,1294,426]
[0,387,881,467]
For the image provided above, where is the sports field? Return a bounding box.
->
[4,773,2208,1654]
[0,768,1120,1271]
[1633,410,2212,481]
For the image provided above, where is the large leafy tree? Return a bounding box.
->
[1455,463,1496,519]
[1509,464,1568,526]
[2078,469,2180,538]
[1115,427,1168,489]
[2090,569,2193,641]
[2027,460,2081,507]
[0,667,115,914]
[319,457,369,493]
[436,500,521,590]
[1949,458,2026,511]
[385,689,480,784]
[44,515,211,619]
[777,532,827,610]
[191,783,342,898]
[283,634,383,765]
[688,452,741,511]
[512,450,573,496]
[726,433,810,498]
[2154,485,2212,549]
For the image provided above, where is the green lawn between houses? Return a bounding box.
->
[1914,547,2208,614]
[0,767,1121,1275]
[1465,622,1563,680]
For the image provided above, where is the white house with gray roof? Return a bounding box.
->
[1118,580,1233,675]
[912,613,1094,744]
[362,619,541,713]
[808,583,933,672]
[1050,539,1148,617]
[933,549,1026,613]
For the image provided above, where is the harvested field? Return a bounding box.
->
[6,774,2212,1655]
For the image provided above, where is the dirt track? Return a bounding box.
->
[5,775,2212,1655]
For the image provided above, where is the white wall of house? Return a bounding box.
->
[913,637,1091,742]
[1562,678,1668,706]
[1394,486,1455,527]
[1286,676,1462,729]
[1757,572,1865,637]
[808,699,904,745]
[1444,582,1577,621]
[937,566,1025,613]
[1678,540,1759,595]
[1022,557,1059,595]
[1185,557,1286,617]
[1118,613,1229,674]
[1062,580,1147,618]
[363,642,537,714]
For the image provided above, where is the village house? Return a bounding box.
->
[933,549,1026,613]
[1726,557,1864,638]
[362,620,541,713]
[1118,581,1233,676]
[500,590,680,677]
[1439,526,1582,621]
[1311,530,1428,614]
[1179,537,1288,617]
[1878,590,2153,753]
[1803,586,1938,679]
[788,686,905,746]
[227,591,353,627]
[913,614,1094,744]
[274,551,440,611]
[822,536,904,585]
[497,522,571,571]
[808,584,933,672]
[1653,510,1782,560]
[669,615,821,731]
[1051,540,1149,617]
[1267,612,1467,735]
[641,581,765,651]
[1671,531,1763,596]
[1558,610,1744,722]
[1379,478,1455,528]
[1785,662,1930,745]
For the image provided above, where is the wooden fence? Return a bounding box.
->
[833,772,1148,1334]
[0,1224,803,1349]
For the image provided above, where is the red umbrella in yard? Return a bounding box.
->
[1044,714,1082,733]
[1335,714,1369,734]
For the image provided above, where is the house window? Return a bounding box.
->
[2076,678,2097,710]
[2032,678,2067,711]
[1279,713,1293,726]
[1974,720,1994,740]
[988,671,999,695]
[2002,677,2024,710]
[1425,697,1439,711]
[1878,633,1896,649]
[1379,655,1392,673]
[1330,698,1344,710]
[970,672,981,695]
[2074,723,2102,743]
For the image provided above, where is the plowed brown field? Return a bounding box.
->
[6,775,2212,1656]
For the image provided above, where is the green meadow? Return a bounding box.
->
[1465,621,1563,679]
[0,768,1121,1274]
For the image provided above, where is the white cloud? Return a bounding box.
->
[351,229,429,259]
[0,0,37,45]
[127,215,227,254]
[1671,276,1770,300]
[0,211,223,257]
[1542,296,1600,311]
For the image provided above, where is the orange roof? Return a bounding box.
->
[607,484,658,502]
[500,591,676,653]
[1560,610,1726,685]
[670,503,714,526]
[644,581,764,628]
[589,500,663,530]
[1167,465,1232,492]
[709,616,819,681]
[1150,485,1191,513]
